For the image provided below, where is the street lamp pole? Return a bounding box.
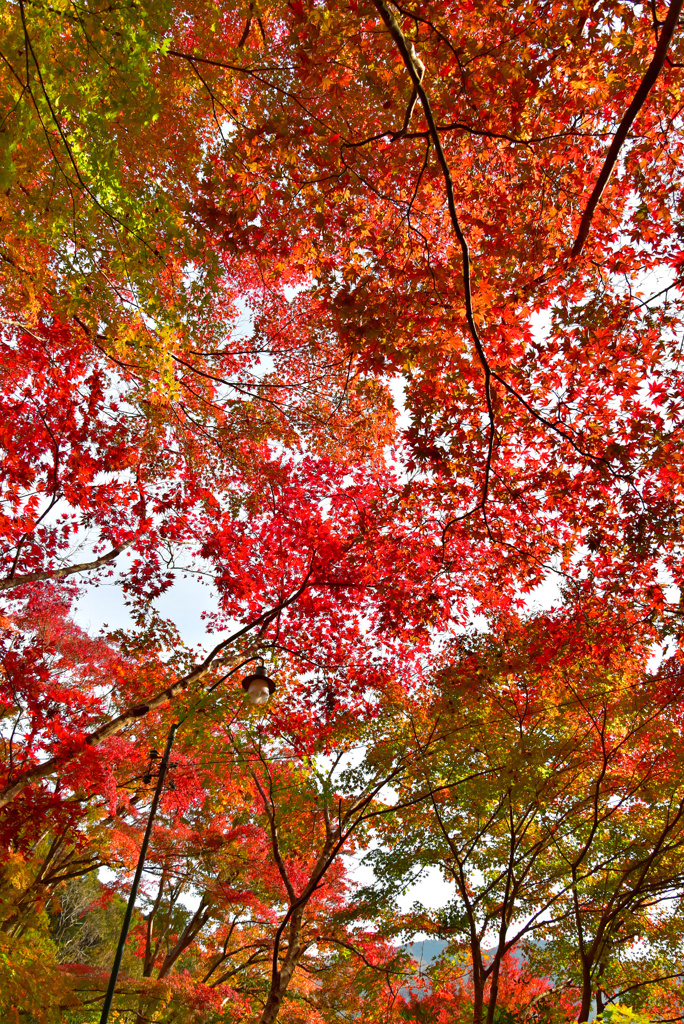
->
[98,658,276,1024]
[98,721,177,1024]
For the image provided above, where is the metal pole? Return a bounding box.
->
[99,721,178,1024]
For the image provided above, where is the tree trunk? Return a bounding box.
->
[259,908,304,1024]
[467,930,486,1024]
[595,960,606,1016]
[486,956,502,1024]
[472,976,485,1024]
[577,955,593,1023]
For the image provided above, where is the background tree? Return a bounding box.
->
[363,606,684,1023]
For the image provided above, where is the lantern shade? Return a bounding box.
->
[242,664,276,705]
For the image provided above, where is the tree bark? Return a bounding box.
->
[577,954,593,1023]
[259,906,304,1024]
[485,957,502,1024]
[157,899,211,979]
[571,0,684,255]
[472,969,485,1024]
[0,542,131,591]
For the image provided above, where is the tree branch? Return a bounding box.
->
[0,542,132,592]
[572,0,683,256]
[371,0,496,514]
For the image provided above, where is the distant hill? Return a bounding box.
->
[400,940,529,1003]
[404,940,526,970]
[405,939,447,968]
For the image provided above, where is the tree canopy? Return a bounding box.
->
[2,0,684,1021]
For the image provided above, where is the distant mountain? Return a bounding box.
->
[405,939,447,968]
[405,940,526,967]
[400,941,530,1003]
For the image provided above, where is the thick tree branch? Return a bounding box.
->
[572,0,683,256]
[156,897,211,979]
[371,0,496,514]
[0,542,132,592]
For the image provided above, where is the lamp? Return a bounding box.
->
[241,664,276,705]
[100,659,275,1024]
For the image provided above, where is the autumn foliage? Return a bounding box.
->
[2,0,684,1021]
